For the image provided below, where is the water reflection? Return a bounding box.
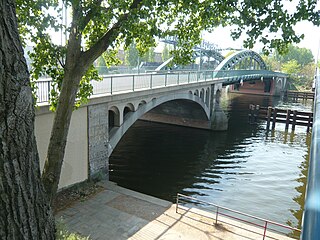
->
[109,93,311,232]
[288,133,310,238]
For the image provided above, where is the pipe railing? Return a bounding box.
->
[34,69,285,103]
[301,68,320,240]
[176,193,301,240]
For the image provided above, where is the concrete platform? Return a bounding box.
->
[55,181,296,240]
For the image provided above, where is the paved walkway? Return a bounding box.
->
[55,181,296,240]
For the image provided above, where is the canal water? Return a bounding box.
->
[109,92,312,235]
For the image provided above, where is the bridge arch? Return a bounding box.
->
[108,106,120,131]
[108,93,210,157]
[137,100,147,109]
[215,50,267,71]
[274,77,286,95]
[200,88,205,101]
[123,103,135,120]
[205,88,210,106]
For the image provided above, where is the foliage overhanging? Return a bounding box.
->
[16,0,320,108]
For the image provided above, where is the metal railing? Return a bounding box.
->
[34,69,284,103]
[176,193,301,240]
[301,68,320,240]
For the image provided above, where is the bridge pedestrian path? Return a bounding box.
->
[55,181,295,240]
[35,69,285,103]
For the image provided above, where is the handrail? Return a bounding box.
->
[34,69,285,103]
[301,68,320,240]
[176,193,300,240]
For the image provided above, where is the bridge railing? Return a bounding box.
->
[301,68,320,240]
[34,69,283,103]
[176,193,301,239]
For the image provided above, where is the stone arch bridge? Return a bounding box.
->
[35,50,287,188]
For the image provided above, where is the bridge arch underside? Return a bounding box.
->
[223,76,275,93]
[108,94,210,157]
[224,76,279,95]
[140,99,209,128]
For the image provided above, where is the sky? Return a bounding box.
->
[202,21,320,62]
[50,1,320,62]
[53,21,320,61]
[202,0,320,62]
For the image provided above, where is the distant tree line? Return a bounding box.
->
[262,45,319,90]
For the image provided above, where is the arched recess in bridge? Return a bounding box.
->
[108,93,210,157]
[200,88,205,101]
[109,106,120,131]
[274,77,286,95]
[138,100,147,108]
[123,103,135,120]
[205,88,210,106]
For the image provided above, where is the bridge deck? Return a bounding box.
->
[35,70,286,103]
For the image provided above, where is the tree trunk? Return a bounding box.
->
[41,15,87,202]
[41,67,84,203]
[0,1,56,239]
[41,0,143,202]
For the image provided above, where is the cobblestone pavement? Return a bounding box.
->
[55,181,295,240]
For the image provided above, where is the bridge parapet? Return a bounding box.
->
[301,68,320,240]
[35,69,286,104]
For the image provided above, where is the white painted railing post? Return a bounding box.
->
[110,77,113,95]
[47,81,51,101]
[132,75,135,91]
[165,73,168,86]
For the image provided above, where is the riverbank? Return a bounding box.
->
[55,181,295,240]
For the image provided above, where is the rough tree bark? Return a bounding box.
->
[0,0,56,239]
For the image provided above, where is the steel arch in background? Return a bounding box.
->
[155,48,225,71]
[215,50,267,71]
[193,49,225,63]
[157,37,225,71]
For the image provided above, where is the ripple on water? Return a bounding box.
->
[109,94,311,234]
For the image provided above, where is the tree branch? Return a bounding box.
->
[81,0,144,68]
[80,0,104,32]
[58,57,65,68]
